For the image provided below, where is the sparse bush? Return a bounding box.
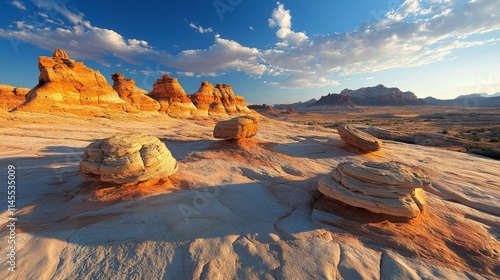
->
[490,137,500,143]
[442,129,448,135]
[472,135,481,142]
[477,128,486,133]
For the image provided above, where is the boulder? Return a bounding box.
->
[337,124,382,152]
[190,81,254,116]
[79,134,178,185]
[0,84,30,111]
[16,49,136,116]
[318,161,429,220]
[213,116,259,140]
[148,74,198,117]
[111,73,160,112]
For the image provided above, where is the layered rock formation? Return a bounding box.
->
[0,84,30,111]
[309,93,357,110]
[341,84,423,106]
[318,161,429,220]
[213,116,259,140]
[16,49,135,116]
[148,74,198,117]
[337,124,382,152]
[111,73,160,112]
[79,134,178,185]
[190,81,254,116]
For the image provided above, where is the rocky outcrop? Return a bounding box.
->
[111,73,160,112]
[341,84,422,106]
[318,161,429,220]
[0,84,30,111]
[309,94,357,110]
[16,49,135,116]
[213,116,259,140]
[79,134,178,185]
[190,81,254,116]
[148,74,198,117]
[337,124,382,152]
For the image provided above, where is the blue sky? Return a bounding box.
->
[0,0,499,104]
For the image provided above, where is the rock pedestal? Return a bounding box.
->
[111,73,160,112]
[213,116,259,140]
[79,134,178,185]
[337,124,382,152]
[318,161,429,220]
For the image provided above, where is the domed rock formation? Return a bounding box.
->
[148,74,198,117]
[16,49,136,116]
[337,124,382,152]
[318,161,428,220]
[213,116,259,140]
[0,84,30,111]
[111,73,160,112]
[79,134,178,185]
[190,81,254,116]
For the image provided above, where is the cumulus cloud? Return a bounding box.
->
[268,2,308,47]
[189,23,213,34]
[9,0,26,11]
[0,0,498,89]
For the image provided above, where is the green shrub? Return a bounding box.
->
[490,137,500,143]
[442,129,449,135]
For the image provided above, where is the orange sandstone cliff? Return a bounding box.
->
[111,72,160,112]
[148,74,199,117]
[190,81,254,116]
[0,84,30,111]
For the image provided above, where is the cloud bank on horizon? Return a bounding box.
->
[1,0,499,90]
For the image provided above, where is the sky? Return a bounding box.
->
[0,0,499,104]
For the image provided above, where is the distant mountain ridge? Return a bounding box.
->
[340,84,423,106]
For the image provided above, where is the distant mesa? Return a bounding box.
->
[16,49,136,116]
[111,72,160,112]
[79,134,178,185]
[213,116,259,140]
[248,104,273,112]
[337,124,382,152]
[318,161,429,221]
[147,74,199,117]
[0,84,30,111]
[309,93,357,110]
[190,81,254,116]
[341,84,423,106]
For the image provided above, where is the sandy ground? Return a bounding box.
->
[0,111,499,279]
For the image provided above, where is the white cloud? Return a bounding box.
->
[189,22,213,34]
[0,0,498,90]
[9,0,26,11]
[268,2,308,47]
[249,26,254,31]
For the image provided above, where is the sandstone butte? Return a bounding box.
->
[0,84,30,111]
[318,161,429,221]
[148,74,199,117]
[15,49,137,116]
[190,81,254,116]
[337,124,382,152]
[111,72,160,112]
[213,116,260,140]
[79,134,178,185]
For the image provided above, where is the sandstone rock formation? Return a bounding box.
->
[309,93,358,111]
[16,49,135,116]
[318,161,429,220]
[0,84,30,111]
[148,74,198,117]
[111,73,160,112]
[337,124,382,152]
[190,81,254,116]
[79,134,178,185]
[340,84,423,106]
[213,116,259,140]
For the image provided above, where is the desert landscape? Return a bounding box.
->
[0,49,499,279]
